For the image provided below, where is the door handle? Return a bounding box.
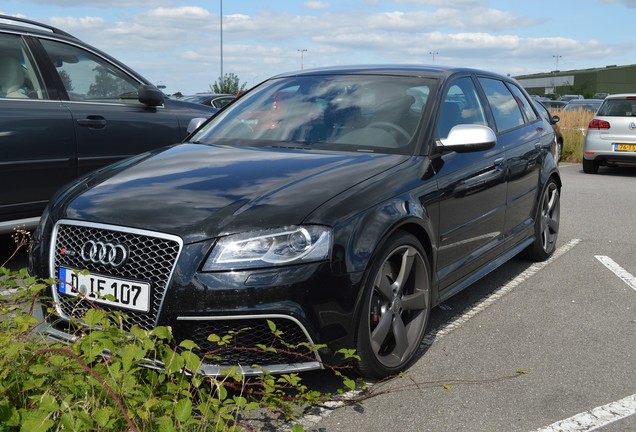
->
[77,116,107,129]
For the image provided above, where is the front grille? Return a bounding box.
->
[51,220,182,330]
[176,317,316,367]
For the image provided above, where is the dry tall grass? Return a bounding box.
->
[552,108,595,163]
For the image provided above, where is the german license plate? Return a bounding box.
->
[614,143,636,152]
[58,267,151,313]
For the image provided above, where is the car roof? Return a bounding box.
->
[567,99,603,103]
[270,64,513,81]
[604,93,636,99]
[0,14,77,39]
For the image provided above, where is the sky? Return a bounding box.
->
[1,0,635,95]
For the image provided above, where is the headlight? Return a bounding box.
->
[202,225,332,271]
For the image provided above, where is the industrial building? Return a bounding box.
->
[515,64,636,98]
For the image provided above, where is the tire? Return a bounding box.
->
[524,179,560,262]
[556,139,563,163]
[582,158,599,174]
[355,231,431,379]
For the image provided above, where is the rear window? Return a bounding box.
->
[597,98,636,117]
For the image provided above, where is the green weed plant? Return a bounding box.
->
[0,232,362,432]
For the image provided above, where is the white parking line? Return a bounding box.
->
[297,239,582,431]
[535,393,636,432]
[423,238,582,346]
[595,255,636,292]
[533,256,636,431]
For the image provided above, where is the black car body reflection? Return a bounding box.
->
[29,65,561,379]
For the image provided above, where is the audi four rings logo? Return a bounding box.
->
[81,240,129,267]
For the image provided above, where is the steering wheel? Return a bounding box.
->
[366,121,411,142]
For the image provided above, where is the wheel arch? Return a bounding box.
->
[350,217,436,329]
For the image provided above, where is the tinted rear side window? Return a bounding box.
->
[507,83,537,122]
[597,98,636,117]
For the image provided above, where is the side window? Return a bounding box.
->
[507,83,538,122]
[437,77,487,138]
[39,39,140,102]
[478,77,525,132]
[0,33,45,99]
[536,102,551,122]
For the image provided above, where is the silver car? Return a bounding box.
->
[582,94,636,173]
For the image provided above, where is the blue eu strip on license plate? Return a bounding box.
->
[58,267,71,293]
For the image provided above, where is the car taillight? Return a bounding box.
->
[588,119,610,129]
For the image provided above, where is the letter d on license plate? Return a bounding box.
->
[58,267,151,312]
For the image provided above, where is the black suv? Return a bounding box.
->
[0,15,217,233]
[30,65,562,379]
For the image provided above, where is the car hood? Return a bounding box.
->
[59,144,409,243]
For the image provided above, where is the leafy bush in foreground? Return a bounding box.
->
[0,243,362,431]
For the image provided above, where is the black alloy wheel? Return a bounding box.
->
[355,231,431,379]
[524,179,560,261]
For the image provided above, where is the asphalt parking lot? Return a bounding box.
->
[1,163,635,432]
[293,163,636,432]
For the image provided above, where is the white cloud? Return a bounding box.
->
[46,16,105,29]
[16,0,177,6]
[599,0,636,6]
[147,6,211,19]
[304,1,330,9]
[392,0,486,7]
[10,1,633,94]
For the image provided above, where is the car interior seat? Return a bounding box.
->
[0,56,28,98]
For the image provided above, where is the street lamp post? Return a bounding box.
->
[298,49,307,70]
[552,55,562,94]
[429,51,438,63]
[220,0,223,82]
[553,54,562,72]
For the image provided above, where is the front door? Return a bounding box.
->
[433,76,507,292]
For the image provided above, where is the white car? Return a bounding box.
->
[582,94,636,173]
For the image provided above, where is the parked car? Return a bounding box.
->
[537,101,564,162]
[181,93,236,109]
[29,65,561,379]
[559,94,584,102]
[582,94,636,173]
[563,99,604,113]
[0,14,217,233]
[541,100,567,111]
[593,92,610,99]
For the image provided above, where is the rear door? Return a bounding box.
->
[0,32,75,225]
[477,77,550,245]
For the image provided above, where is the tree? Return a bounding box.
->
[58,70,73,93]
[211,73,247,95]
[88,65,134,98]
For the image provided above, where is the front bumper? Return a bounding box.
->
[33,220,363,375]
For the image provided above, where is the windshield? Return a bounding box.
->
[190,75,435,154]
